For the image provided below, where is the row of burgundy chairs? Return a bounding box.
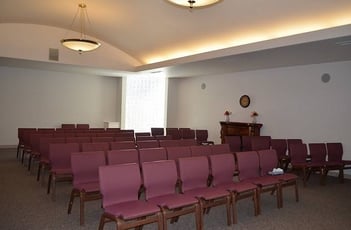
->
[289,142,349,186]
[44,144,230,201]
[96,149,299,230]
[66,145,298,227]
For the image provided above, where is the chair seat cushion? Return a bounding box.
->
[216,181,257,193]
[52,168,72,175]
[104,200,160,220]
[275,173,298,181]
[74,181,100,192]
[184,187,229,200]
[148,193,198,209]
[243,176,280,187]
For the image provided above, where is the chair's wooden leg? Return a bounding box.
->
[194,203,201,230]
[226,196,232,226]
[36,163,42,181]
[98,214,106,230]
[47,173,52,194]
[79,191,85,226]
[339,167,344,183]
[253,189,259,216]
[294,180,299,202]
[232,193,238,224]
[27,155,32,171]
[67,189,75,214]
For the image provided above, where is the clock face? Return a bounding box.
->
[239,95,250,108]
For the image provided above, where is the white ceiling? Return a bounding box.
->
[1,0,351,77]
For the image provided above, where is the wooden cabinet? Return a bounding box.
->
[219,121,262,143]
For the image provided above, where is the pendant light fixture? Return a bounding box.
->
[166,0,222,9]
[61,3,101,53]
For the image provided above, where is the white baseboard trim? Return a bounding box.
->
[0,145,17,149]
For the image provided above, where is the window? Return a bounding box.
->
[122,73,167,132]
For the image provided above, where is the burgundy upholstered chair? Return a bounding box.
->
[289,143,325,186]
[159,139,181,147]
[327,142,351,174]
[235,151,282,213]
[137,140,160,149]
[142,160,201,230]
[98,163,163,230]
[139,147,167,164]
[166,128,181,140]
[224,135,241,152]
[91,136,114,143]
[270,139,289,171]
[210,144,232,155]
[47,143,80,200]
[36,137,65,182]
[250,136,271,151]
[68,151,106,225]
[107,149,139,165]
[179,128,195,139]
[257,149,299,207]
[209,153,258,224]
[309,143,344,184]
[177,156,232,228]
[178,139,198,146]
[151,127,164,136]
[195,129,214,145]
[166,146,192,161]
[109,141,136,150]
[190,145,212,157]
[81,142,109,152]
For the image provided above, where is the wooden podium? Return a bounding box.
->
[219,121,263,143]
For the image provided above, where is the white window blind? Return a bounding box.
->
[124,73,167,132]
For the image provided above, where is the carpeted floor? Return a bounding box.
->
[0,148,350,230]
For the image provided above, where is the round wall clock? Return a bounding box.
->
[239,95,250,108]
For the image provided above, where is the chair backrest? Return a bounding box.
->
[107,149,139,165]
[250,136,271,151]
[166,146,191,160]
[209,153,236,186]
[326,142,343,162]
[137,140,160,149]
[235,151,260,181]
[289,143,308,164]
[39,137,65,161]
[308,143,327,163]
[190,145,212,156]
[136,136,156,141]
[65,136,91,143]
[224,136,241,152]
[178,156,210,192]
[30,133,53,153]
[138,147,167,164]
[287,139,303,153]
[91,137,114,143]
[151,127,164,136]
[142,160,178,200]
[81,142,109,152]
[99,163,141,208]
[71,151,106,186]
[49,143,80,170]
[158,139,180,147]
[114,136,135,142]
[166,128,181,140]
[241,136,253,151]
[195,129,209,143]
[210,144,231,155]
[62,124,76,129]
[179,128,195,139]
[109,141,136,150]
[76,124,89,129]
[270,139,287,159]
[257,149,279,176]
[178,139,197,146]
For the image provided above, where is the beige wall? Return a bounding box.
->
[0,66,122,146]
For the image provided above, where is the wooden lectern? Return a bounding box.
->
[219,121,263,143]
